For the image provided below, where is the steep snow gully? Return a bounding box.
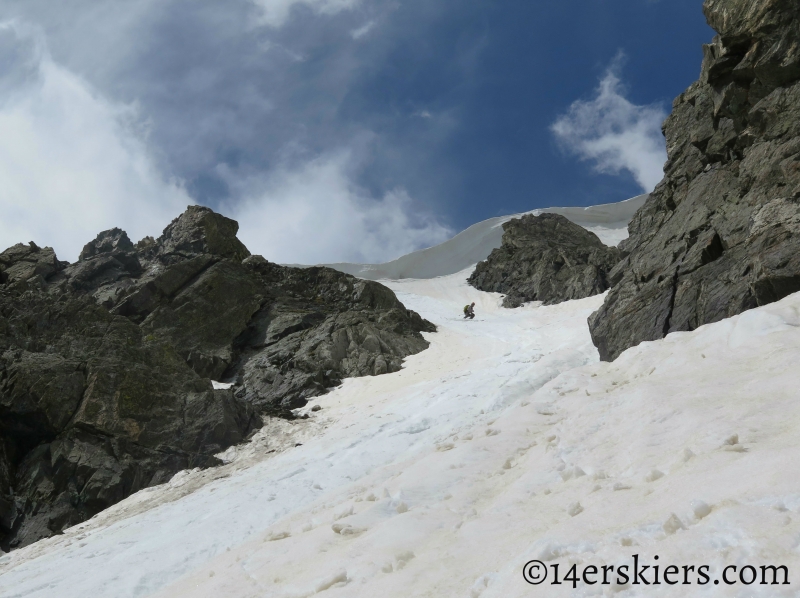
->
[3,196,800,597]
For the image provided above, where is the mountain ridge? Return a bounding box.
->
[318,194,647,281]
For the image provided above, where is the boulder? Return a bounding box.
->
[79,228,135,260]
[467,213,622,307]
[156,205,250,261]
[0,205,434,549]
[0,243,64,287]
[589,0,800,361]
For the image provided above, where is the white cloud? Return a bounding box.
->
[551,56,668,193]
[226,151,453,265]
[0,22,191,262]
[350,20,376,40]
[251,0,361,28]
[0,21,452,268]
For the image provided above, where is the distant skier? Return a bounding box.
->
[463,302,475,319]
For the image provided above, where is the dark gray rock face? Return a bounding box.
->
[232,256,435,412]
[589,0,800,361]
[0,243,65,286]
[467,213,622,307]
[0,206,433,550]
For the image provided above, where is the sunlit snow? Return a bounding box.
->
[1,201,799,597]
[322,194,647,280]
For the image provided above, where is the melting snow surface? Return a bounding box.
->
[2,267,800,597]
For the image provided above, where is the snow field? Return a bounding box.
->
[322,194,647,280]
[1,268,800,597]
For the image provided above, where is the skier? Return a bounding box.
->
[463,302,475,319]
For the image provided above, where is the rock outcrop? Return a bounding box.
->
[589,0,800,361]
[0,206,434,550]
[467,213,622,307]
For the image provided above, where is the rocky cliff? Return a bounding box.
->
[467,213,622,307]
[0,206,434,550]
[589,0,800,361]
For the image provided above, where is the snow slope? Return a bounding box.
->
[322,194,647,280]
[2,263,800,597]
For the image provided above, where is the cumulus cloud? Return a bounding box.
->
[0,21,453,267]
[0,23,191,262]
[252,0,362,28]
[226,151,453,264]
[551,55,668,192]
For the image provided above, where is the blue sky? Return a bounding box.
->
[0,0,713,263]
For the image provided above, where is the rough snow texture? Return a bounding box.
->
[467,213,622,307]
[2,264,800,597]
[322,195,647,280]
[589,0,800,361]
